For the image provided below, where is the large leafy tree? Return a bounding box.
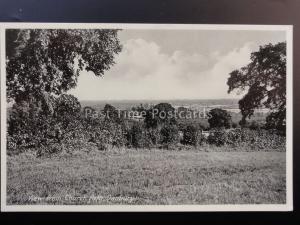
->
[227,42,286,131]
[6,29,122,151]
[6,29,122,103]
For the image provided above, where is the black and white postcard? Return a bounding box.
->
[0,23,293,211]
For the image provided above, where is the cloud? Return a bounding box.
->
[107,39,168,80]
[208,42,254,97]
[69,39,253,100]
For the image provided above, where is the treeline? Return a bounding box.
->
[7,95,285,156]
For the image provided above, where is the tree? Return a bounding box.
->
[208,108,232,129]
[227,42,286,131]
[182,124,202,146]
[144,103,176,128]
[6,29,122,151]
[6,29,122,103]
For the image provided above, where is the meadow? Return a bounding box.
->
[7,148,286,205]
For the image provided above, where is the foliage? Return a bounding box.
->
[265,108,286,134]
[6,29,122,103]
[52,94,83,142]
[160,124,180,147]
[144,103,176,129]
[207,129,228,146]
[149,128,162,146]
[84,113,126,149]
[7,94,286,155]
[6,29,123,155]
[208,108,232,129]
[7,99,55,151]
[207,128,285,149]
[182,124,203,146]
[7,94,83,155]
[227,42,286,131]
[103,104,123,123]
[127,122,151,149]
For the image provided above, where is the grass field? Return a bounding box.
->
[7,148,286,205]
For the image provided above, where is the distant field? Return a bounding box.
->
[80,98,240,110]
[80,98,268,127]
[7,149,286,205]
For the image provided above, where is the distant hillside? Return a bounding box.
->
[80,99,240,111]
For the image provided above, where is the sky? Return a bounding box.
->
[68,29,286,100]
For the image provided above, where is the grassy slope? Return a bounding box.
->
[7,149,286,205]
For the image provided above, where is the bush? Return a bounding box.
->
[238,129,285,149]
[206,128,285,150]
[127,122,151,149]
[160,124,180,147]
[207,129,228,146]
[147,128,161,146]
[7,94,84,155]
[248,120,262,130]
[85,117,127,149]
[182,124,203,147]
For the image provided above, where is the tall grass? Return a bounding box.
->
[7,148,286,205]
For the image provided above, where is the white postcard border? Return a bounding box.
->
[0,23,293,212]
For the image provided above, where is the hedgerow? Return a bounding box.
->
[7,97,286,156]
[182,124,204,147]
[207,128,285,150]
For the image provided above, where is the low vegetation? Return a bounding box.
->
[7,98,286,156]
[7,149,286,205]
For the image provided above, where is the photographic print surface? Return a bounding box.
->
[0,23,293,211]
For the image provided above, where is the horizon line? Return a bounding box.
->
[79,98,240,102]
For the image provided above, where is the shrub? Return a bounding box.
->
[8,100,47,149]
[7,94,84,155]
[182,124,203,147]
[248,120,262,130]
[147,128,161,146]
[240,129,285,149]
[110,123,127,148]
[207,129,227,146]
[206,128,285,150]
[88,120,126,149]
[160,124,180,147]
[127,122,150,149]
